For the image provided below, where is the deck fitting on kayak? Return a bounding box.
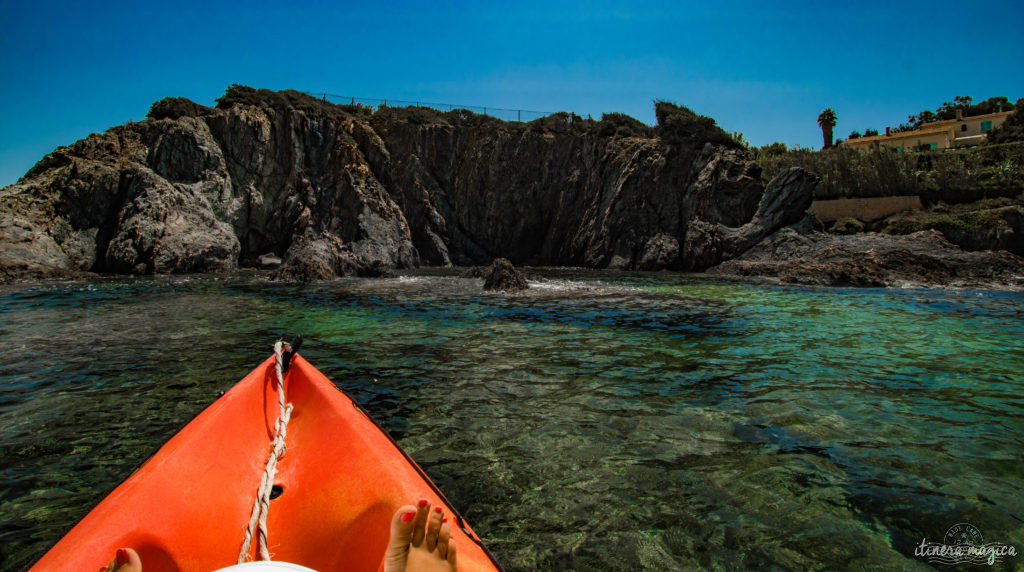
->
[280,335,303,372]
[270,485,284,500]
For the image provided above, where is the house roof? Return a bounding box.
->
[845,125,952,145]
[843,110,1013,146]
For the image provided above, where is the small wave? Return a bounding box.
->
[527,279,590,291]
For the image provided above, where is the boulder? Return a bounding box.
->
[481,258,529,291]
[257,252,282,268]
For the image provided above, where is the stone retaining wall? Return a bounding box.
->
[810,196,923,222]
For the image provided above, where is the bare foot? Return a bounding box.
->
[102,547,142,572]
[383,499,458,572]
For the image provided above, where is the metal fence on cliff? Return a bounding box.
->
[303,92,555,123]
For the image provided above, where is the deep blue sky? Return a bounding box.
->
[2,1,1023,187]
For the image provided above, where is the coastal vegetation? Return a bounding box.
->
[756,140,1024,203]
[653,100,743,148]
[147,96,212,120]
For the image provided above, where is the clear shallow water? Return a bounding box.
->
[1,270,1022,570]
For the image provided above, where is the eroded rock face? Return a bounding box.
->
[680,167,820,271]
[0,88,817,283]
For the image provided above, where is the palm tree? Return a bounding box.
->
[817,108,837,149]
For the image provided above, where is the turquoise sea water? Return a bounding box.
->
[1,270,1022,570]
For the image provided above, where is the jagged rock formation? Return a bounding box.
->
[0,87,817,283]
[681,167,818,270]
[480,258,529,291]
[709,226,1024,288]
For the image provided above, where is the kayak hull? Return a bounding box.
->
[30,355,500,571]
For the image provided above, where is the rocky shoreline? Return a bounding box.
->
[2,86,1022,290]
[709,222,1024,289]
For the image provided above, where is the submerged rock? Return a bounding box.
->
[481,258,529,291]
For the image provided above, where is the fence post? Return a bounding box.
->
[518,109,521,122]
[484,107,487,116]
[351,97,354,105]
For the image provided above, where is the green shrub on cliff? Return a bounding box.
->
[654,101,742,149]
[831,217,864,234]
[215,84,273,109]
[336,102,374,118]
[376,105,448,125]
[215,86,316,114]
[214,85,372,121]
[595,112,653,138]
[526,112,595,135]
[882,212,962,235]
[522,111,656,139]
[147,97,212,120]
[756,142,789,159]
[445,108,509,129]
[759,144,908,199]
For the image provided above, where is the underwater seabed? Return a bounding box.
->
[1,269,1021,570]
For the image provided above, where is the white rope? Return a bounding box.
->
[238,340,295,563]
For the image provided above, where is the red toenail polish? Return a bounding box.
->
[400,511,415,522]
[434,506,442,513]
[442,517,448,523]
[418,499,428,507]
[116,548,129,566]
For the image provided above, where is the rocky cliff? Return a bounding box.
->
[0,87,817,282]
